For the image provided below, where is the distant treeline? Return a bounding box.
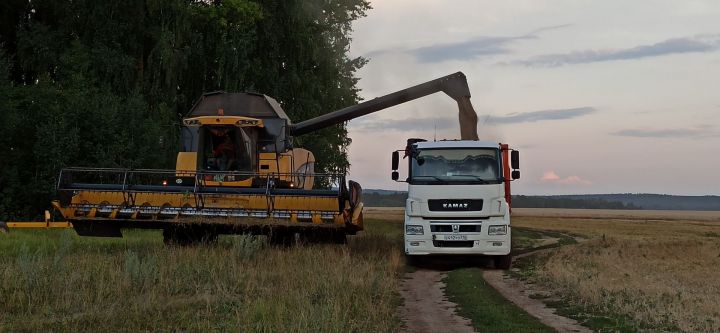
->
[512,195,639,210]
[363,192,408,207]
[555,194,720,211]
[362,191,720,211]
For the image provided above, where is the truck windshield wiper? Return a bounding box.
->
[412,175,448,183]
[452,175,489,183]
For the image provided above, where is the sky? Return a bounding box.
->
[343,0,720,195]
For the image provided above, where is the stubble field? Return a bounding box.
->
[511,208,720,332]
[3,207,719,332]
[0,219,404,332]
[366,207,720,332]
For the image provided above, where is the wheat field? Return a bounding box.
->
[0,219,404,332]
[367,207,720,332]
[512,208,720,332]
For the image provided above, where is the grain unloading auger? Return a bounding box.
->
[6,72,479,244]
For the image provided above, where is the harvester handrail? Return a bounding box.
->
[59,167,342,177]
[56,168,344,199]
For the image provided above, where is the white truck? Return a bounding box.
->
[391,139,520,269]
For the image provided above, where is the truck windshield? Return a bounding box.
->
[410,148,501,185]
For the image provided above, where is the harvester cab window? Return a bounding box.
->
[202,126,253,172]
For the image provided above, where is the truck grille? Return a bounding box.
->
[433,240,474,248]
[428,199,483,211]
[430,225,481,233]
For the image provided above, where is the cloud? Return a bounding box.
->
[366,24,571,63]
[611,125,720,139]
[486,107,596,124]
[528,24,573,35]
[410,36,534,63]
[541,171,561,181]
[510,35,720,67]
[541,171,592,185]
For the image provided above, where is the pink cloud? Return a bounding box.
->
[541,171,561,181]
[541,171,591,185]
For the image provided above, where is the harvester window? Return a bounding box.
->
[201,127,253,172]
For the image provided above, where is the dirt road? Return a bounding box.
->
[399,269,476,333]
[398,232,590,333]
[482,270,591,333]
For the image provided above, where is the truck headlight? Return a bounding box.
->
[488,225,507,235]
[406,225,424,235]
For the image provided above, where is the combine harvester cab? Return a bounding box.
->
[52,92,364,244]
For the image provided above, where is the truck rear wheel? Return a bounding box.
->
[494,254,512,270]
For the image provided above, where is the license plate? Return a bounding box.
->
[442,235,468,241]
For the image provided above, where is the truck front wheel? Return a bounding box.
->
[494,254,512,270]
[405,254,424,267]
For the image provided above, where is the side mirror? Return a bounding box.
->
[391,171,399,181]
[511,150,520,170]
[391,151,399,170]
[512,170,520,180]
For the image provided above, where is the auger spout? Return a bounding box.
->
[290,72,479,140]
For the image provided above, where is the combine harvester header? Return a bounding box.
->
[2,72,482,245]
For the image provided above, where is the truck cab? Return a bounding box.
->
[391,139,520,269]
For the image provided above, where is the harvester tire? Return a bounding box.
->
[303,230,346,245]
[268,231,293,247]
[163,228,192,246]
[163,227,217,246]
[494,254,512,270]
[330,231,347,244]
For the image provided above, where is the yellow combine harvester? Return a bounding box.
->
[1,72,479,245]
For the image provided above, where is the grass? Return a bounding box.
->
[512,251,674,333]
[0,219,405,332]
[444,268,555,333]
[512,227,577,255]
[512,211,720,333]
[439,227,580,333]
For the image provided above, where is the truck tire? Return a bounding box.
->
[494,254,512,270]
[405,254,424,267]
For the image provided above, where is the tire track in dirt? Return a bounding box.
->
[399,269,476,333]
[482,235,591,333]
[398,233,588,333]
[482,270,591,333]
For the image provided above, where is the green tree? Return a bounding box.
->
[0,0,370,219]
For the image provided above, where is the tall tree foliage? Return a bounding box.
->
[0,0,369,220]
